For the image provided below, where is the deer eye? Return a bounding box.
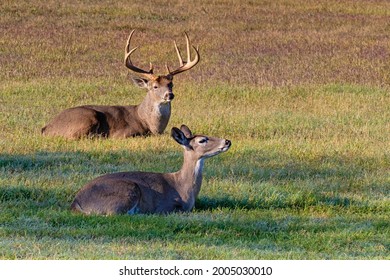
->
[198,138,208,144]
[153,85,158,89]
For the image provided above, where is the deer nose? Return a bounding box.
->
[164,92,174,101]
[225,139,231,147]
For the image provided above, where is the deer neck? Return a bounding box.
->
[137,91,171,134]
[173,152,205,209]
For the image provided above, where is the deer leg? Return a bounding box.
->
[111,183,141,215]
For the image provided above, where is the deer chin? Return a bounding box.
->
[220,146,230,152]
[161,99,172,104]
[154,98,172,106]
[162,95,174,103]
[202,147,229,159]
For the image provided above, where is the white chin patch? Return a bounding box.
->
[221,146,230,152]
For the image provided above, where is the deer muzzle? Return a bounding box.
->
[164,92,175,102]
[222,139,232,151]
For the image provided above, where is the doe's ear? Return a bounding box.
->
[180,124,193,138]
[171,127,189,147]
[131,76,149,89]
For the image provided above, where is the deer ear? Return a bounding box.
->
[180,125,193,138]
[171,127,189,146]
[131,76,149,89]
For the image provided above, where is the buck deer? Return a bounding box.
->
[41,30,200,139]
[71,125,231,215]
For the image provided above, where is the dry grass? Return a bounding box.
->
[1,0,389,86]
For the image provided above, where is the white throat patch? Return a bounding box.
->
[195,159,205,177]
[154,102,170,117]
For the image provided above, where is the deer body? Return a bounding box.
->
[42,30,199,139]
[41,91,171,139]
[71,125,231,215]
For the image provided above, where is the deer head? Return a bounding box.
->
[171,125,232,160]
[124,30,200,103]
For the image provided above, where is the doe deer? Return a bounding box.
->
[71,125,231,215]
[41,30,200,139]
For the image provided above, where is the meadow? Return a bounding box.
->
[0,0,389,259]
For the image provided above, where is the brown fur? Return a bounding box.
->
[71,125,231,215]
[42,76,173,139]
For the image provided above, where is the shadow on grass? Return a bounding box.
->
[195,194,355,211]
[1,148,386,215]
[1,188,386,261]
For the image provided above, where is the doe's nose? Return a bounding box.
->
[225,139,231,146]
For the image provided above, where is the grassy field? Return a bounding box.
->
[0,0,389,259]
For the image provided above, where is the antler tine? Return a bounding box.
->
[124,30,155,80]
[165,63,171,74]
[174,40,184,67]
[185,32,191,65]
[167,32,200,76]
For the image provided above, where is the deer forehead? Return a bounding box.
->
[191,135,223,143]
[149,76,173,85]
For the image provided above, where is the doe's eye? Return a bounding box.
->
[198,138,208,144]
[153,85,158,89]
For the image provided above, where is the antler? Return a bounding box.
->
[124,30,156,80]
[166,32,200,76]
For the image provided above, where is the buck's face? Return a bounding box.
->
[132,75,174,104]
[149,76,174,103]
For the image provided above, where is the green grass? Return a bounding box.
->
[0,0,389,259]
